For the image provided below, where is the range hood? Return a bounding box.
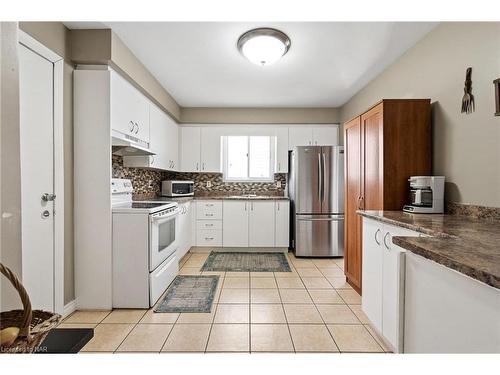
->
[111,130,155,157]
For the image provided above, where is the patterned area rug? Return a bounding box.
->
[201,252,291,272]
[154,275,219,313]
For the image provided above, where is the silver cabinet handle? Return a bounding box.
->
[42,193,56,202]
[129,121,135,132]
[150,156,155,165]
[206,223,214,227]
[206,213,214,217]
[203,162,206,170]
[374,228,381,245]
[206,203,214,207]
[277,202,280,211]
[196,162,199,171]
[278,162,281,171]
[205,237,214,241]
[244,202,247,211]
[383,232,391,250]
[134,122,139,134]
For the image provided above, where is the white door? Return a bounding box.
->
[19,44,56,311]
[249,201,275,247]
[166,115,179,170]
[222,201,249,247]
[149,104,169,169]
[361,218,383,332]
[275,201,290,247]
[288,127,313,149]
[200,127,222,172]
[180,127,201,172]
[312,126,339,146]
[275,128,289,173]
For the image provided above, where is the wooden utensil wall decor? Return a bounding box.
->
[461,67,475,114]
[494,78,500,116]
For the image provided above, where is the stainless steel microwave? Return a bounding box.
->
[161,180,194,197]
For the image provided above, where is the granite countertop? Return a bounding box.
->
[140,195,289,203]
[357,210,500,290]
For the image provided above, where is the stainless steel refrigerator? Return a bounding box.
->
[288,146,344,257]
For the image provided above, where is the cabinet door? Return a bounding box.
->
[312,126,339,146]
[176,204,189,259]
[200,127,222,172]
[288,127,313,149]
[222,201,249,247]
[361,103,383,210]
[361,218,383,332]
[110,71,149,143]
[275,201,290,247]
[344,116,362,292]
[249,201,275,247]
[180,127,201,172]
[149,104,170,170]
[275,128,289,173]
[166,115,179,170]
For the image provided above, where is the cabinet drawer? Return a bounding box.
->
[196,201,223,220]
[197,220,222,230]
[196,229,222,246]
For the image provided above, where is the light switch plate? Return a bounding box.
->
[206,181,212,188]
[276,181,282,188]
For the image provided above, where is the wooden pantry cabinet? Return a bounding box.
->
[343,99,431,294]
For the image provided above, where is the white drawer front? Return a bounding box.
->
[197,220,223,230]
[196,229,223,246]
[196,201,223,220]
[149,254,178,307]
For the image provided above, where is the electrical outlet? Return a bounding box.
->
[276,180,282,188]
[206,181,212,188]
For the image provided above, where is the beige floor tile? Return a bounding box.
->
[226,271,250,278]
[57,323,97,329]
[140,309,179,324]
[312,259,337,267]
[308,289,344,304]
[251,289,281,303]
[251,324,294,352]
[251,304,286,323]
[215,304,250,323]
[283,304,322,323]
[291,259,316,268]
[116,324,173,352]
[206,324,250,352]
[289,324,339,352]
[219,288,250,304]
[189,253,209,260]
[184,260,205,268]
[251,277,277,289]
[179,267,201,275]
[317,305,360,324]
[161,324,211,352]
[327,277,353,290]
[177,304,217,324]
[276,277,305,289]
[250,272,275,278]
[349,305,370,324]
[101,309,147,324]
[274,270,299,278]
[279,289,313,304]
[327,325,383,352]
[364,324,392,353]
[223,277,250,288]
[302,277,333,289]
[338,289,362,304]
[334,258,344,268]
[201,271,225,277]
[81,324,134,352]
[64,310,110,324]
[297,268,323,277]
[319,268,345,277]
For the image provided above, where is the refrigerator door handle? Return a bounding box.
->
[296,216,344,221]
[322,151,327,205]
[317,152,322,203]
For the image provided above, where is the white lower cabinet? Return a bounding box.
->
[275,201,290,247]
[361,217,420,353]
[177,202,193,260]
[195,201,223,247]
[223,201,249,247]
[248,201,275,247]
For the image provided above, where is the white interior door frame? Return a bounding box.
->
[18,30,65,315]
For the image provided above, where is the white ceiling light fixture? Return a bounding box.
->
[237,28,291,66]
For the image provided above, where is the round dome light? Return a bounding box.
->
[237,28,291,66]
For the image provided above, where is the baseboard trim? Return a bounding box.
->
[63,299,77,318]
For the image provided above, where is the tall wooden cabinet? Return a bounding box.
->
[343,99,431,294]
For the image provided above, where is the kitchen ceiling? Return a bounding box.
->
[64,22,437,108]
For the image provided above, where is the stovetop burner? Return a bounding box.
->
[130,202,166,209]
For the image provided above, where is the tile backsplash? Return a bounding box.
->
[112,155,286,197]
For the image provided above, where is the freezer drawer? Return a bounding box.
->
[295,215,344,257]
[149,253,178,307]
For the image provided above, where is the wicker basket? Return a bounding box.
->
[0,263,60,353]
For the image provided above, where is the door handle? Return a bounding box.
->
[134,122,139,134]
[322,152,326,204]
[383,232,391,249]
[196,162,199,171]
[318,153,322,201]
[42,193,56,202]
[129,121,135,132]
[374,228,381,245]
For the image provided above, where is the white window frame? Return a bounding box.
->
[222,135,276,182]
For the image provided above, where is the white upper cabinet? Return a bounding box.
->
[180,127,201,172]
[275,128,289,173]
[288,125,339,149]
[110,71,149,144]
[312,126,338,146]
[275,200,290,247]
[222,201,249,247]
[165,111,179,170]
[248,201,275,247]
[200,127,223,172]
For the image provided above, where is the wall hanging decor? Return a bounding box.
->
[461,67,475,114]
[494,78,500,116]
